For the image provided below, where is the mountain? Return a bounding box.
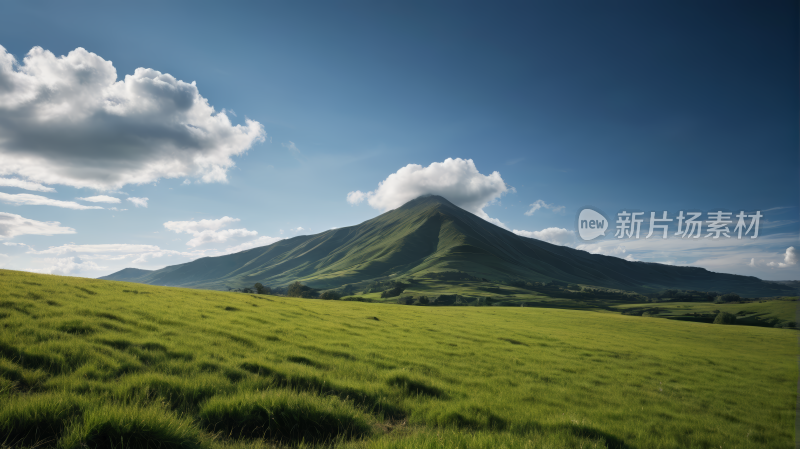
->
[101,195,792,297]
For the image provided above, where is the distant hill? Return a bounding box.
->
[102,195,793,297]
[101,267,154,282]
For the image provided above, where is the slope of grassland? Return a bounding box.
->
[101,195,792,298]
[616,298,799,327]
[0,269,796,449]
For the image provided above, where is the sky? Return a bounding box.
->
[0,1,797,281]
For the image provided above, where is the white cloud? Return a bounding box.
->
[164,216,256,247]
[784,246,797,265]
[109,207,127,211]
[127,197,148,208]
[34,257,106,275]
[0,177,55,192]
[575,243,628,256]
[513,227,576,246]
[28,243,161,256]
[524,199,565,216]
[570,232,800,279]
[182,179,191,185]
[185,228,257,247]
[282,141,301,153]
[0,45,265,190]
[220,236,283,254]
[0,192,103,210]
[76,195,120,203]
[624,254,639,262]
[768,246,797,268]
[347,190,366,205]
[129,249,186,265]
[347,158,510,228]
[0,212,76,239]
[164,216,239,234]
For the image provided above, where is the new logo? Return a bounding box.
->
[578,208,608,241]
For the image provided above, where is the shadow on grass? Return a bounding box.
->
[0,394,85,448]
[64,403,204,449]
[541,423,631,449]
[286,355,326,369]
[198,391,372,444]
[239,361,406,420]
[386,374,447,399]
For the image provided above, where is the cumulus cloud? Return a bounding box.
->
[768,246,797,268]
[291,227,305,233]
[784,247,798,265]
[127,197,148,208]
[513,227,576,246]
[347,158,510,228]
[0,177,55,192]
[164,216,257,247]
[0,212,76,239]
[0,192,103,210]
[77,195,120,203]
[0,45,265,190]
[346,190,366,205]
[524,199,565,216]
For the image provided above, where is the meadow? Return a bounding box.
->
[615,298,798,325]
[0,268,796,448]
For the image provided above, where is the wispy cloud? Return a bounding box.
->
[282,141,301,153]
[513,227,575,246]
[77,195,121,204]
[28,243,161,256]
[33,257,106,276]
[164,216,258,247]
[0,212,76,239]
[524,199,565,216]
[0,177,55,192]
[0,192,103,210]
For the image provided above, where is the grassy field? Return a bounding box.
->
[615,298,799,327]
[0,268,796,448]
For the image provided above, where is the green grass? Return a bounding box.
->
[616,298,798,327]
[0,268,796,448]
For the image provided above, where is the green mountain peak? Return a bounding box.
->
[102,196,791,297]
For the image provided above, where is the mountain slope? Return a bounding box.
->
[102,195,791,296]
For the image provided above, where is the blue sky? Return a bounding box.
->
[0,1,797,281]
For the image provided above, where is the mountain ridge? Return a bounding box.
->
[101,195,791,297]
